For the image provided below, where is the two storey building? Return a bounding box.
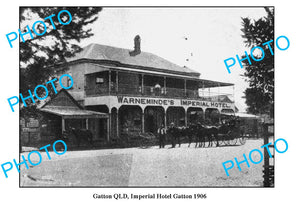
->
[56,37,235,141]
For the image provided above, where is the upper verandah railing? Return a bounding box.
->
[85,83,234,103]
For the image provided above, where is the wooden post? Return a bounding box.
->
[107,117,110,142]
[263,124,269,186]
[142,111,145,133]
[86,118,88,130]
[232,85,235,103]
[185,109,188,126]
[184,79,187,97]
[108,70,111,95]
[84,72,87,97]
[116,71,119,94]
[164,108,167,128]
[141,74,144,95]
[218,82,220,102]
[202,80,204,97]
[263,123,275,187]
[116,109,119,137]
[164,77,166,95]
[62,117,65,134]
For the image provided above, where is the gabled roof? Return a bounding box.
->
[39,90,108,119]
[40,89,83,110]
[67,43,200,77]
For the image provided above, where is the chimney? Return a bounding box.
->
[129,35,141,56]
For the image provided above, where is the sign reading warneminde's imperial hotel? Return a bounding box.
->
[56,35,234,139]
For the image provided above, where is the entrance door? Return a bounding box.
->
[146,115,155,133]
[145,106,164,133]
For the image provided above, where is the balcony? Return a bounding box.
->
[85,84,234,103]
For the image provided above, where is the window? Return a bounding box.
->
[67,73,73,88]
[96,77,104,84]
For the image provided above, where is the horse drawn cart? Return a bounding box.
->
[168,121,247,148]
[216,126,246,146]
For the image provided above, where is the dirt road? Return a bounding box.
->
[20,139,264,187]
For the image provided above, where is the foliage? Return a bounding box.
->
[20,7,102,117]
[240,7,274,116]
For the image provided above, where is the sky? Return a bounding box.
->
[78,7,268,112]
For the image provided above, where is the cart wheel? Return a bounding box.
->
[239,137,246,145]
[231,138,238,145]
[226,137,235,146]
[224,138,231,145]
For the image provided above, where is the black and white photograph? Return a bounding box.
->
[0,1,299,212]
[18,6,274,187]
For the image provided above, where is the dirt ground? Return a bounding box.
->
[20,139,265,187]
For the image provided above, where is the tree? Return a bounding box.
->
[240,7,274,117]
[20,7,102,117]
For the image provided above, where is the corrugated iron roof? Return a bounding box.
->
[67,43,200,76]
[235,113,260,119]
[38,90,108,119]
[40,106,108,119]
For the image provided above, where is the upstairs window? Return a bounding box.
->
[67,73,73,88]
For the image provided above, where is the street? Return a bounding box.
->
[20,139,264,187]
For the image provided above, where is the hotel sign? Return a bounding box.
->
[117,96,233,109]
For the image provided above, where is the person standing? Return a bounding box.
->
[169,122,176,148]
[154,83,161,96]
[157,124,166,148]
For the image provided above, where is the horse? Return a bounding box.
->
[166,122,222,148]
[194,123,219,148]
[169,123,213,148]
[216,123,231,143]
[187,123,204,148]
[167,125,182,148]
[179,125,194,146]
[166,124,195,148]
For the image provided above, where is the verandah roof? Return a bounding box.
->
[40,107,108,119]
[38,89,108,119]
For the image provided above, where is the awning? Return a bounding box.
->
[235,112,260,119]
[221,112,259,119]
[40,106,108,119]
